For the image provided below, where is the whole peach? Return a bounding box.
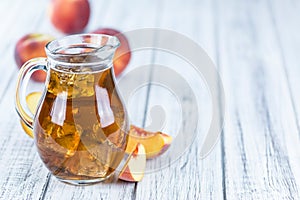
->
[49,0,90,34]
[92,28,131,77]
[14,33,54,82]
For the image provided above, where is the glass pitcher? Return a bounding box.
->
[15,34,129,185]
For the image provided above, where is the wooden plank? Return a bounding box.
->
[134,0,224,199]
[0,1,54,199]
[0,0,53,102]
[0,70,50,199]
[217,0,300,198]
[1,0,300,199]
[267,0,300,193]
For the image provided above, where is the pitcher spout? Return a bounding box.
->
[45,34,120,72]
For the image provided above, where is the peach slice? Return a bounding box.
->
[20,92,42,137]
[118,143,146,182]
[26,91,42,114]
[126,125,172,159]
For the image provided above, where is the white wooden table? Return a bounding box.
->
[1,0,300,199]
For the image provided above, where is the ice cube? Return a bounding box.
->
[40,119,82,157]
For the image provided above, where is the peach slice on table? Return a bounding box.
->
[126,125,173,159]
[118,143,146,182]
[26,92,42,114]
[20,92,42,137]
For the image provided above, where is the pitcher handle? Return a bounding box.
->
[15,58,48,137]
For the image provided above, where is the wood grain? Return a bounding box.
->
[0,0,300,199]
[217,0,300,198]
[134,0,224,199]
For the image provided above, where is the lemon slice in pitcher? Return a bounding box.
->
[20,91,42,138]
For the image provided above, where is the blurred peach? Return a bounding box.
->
[92,28,131,77]
[49,0,90,34]
[14,33,54,82]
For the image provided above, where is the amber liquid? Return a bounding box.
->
[34,66,128,182]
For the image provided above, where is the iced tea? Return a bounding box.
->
[34,65,128,183]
